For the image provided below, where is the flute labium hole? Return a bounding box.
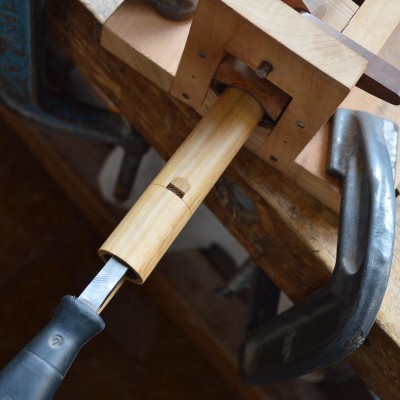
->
[167,183,185,198]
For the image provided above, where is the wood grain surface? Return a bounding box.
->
[283,0,359,30]
[102,0,191,91]
[343,0,400,54]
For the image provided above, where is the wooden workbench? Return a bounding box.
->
[6,0,400,398]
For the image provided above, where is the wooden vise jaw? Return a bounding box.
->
[102,0,400,211]
[171,0,368,177]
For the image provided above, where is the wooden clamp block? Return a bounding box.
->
[102,0,400,211]
[102,0,400,213]
[171,0,368,177]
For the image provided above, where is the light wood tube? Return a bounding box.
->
[99,88,263,283]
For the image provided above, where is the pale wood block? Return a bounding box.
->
[314,0,359,31]
[294,24,400,212]
[222,0,365,87]
[172,0,367,111]
[101,0,191,91]
[283,0,359,31]
[294,123,341,213]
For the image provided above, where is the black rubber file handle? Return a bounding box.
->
[0,296,105,399]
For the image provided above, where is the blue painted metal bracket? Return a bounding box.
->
[1,0,129,144]
[0,0,149,200]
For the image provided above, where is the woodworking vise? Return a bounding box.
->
[0,0,399,397]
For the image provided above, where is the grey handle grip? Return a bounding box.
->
[0,296,104,399]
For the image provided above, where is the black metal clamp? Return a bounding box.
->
[0,0,149,200]
[240,109,397,383]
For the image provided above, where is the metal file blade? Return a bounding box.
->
[79,257,128,313]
